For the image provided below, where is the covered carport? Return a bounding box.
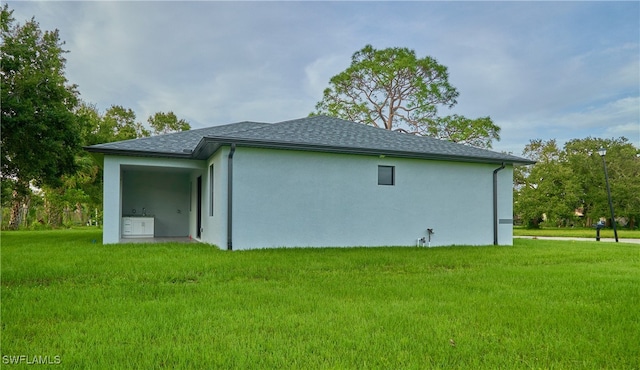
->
[120,165,193,239]
[101,155,205,244]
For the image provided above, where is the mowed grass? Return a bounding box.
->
[1,230,639,369]
[514,227,640,239]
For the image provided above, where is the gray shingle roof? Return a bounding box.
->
[85,115,534,165]
[85,121,269,157]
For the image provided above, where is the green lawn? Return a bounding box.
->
[1,229,639,369]
[514,226,640,239]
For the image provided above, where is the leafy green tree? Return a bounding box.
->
[148,111,191,135]
[515,140,580,227]
[426,114,500,149]
[563,137,640,228]
[41,152,102,228]
[312,44,500,148]
[47,103,125,227]
[561,138,609,225]
[515,137,640,229]
[76,103,149,144]
[103,105,150,141]
[76,102,106,146]
[1,5,81,229]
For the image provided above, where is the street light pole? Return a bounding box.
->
[598,148,618,242]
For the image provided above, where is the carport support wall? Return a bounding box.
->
[102,156,122,244]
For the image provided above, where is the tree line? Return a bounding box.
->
[1,5,190,229]
[515,137,639,229]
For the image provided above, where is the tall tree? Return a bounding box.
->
[1,5,81,229]
[312,44,500,148]
[147,111,191,135]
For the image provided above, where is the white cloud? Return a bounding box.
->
[605,123,640,142]
[6,1,638,153]
[559,97,639,129]
[492,96,640,154]
[303,54,350,101]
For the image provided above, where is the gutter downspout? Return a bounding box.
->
[493,162,506,245]
[227,144,236,251]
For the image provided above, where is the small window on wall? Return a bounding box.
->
[209,164,214,216]
[378,165,395,186]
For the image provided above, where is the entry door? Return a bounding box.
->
[197,176,202,238]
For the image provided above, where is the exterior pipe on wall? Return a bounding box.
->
[227,144,236,251]
[493,162,505,245]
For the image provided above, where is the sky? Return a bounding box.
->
[7,1,640,155]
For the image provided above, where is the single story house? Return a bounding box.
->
[85,115,534,249]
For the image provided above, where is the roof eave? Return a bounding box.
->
[84,146,194,160]
[200,137,535,165]
[83,139,536,166]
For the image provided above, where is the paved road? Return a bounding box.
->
[515,236,640,244]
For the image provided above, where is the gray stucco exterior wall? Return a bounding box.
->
[102,146,514,248]
[226,147,513,249]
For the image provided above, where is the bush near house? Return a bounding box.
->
[1,230,638,369]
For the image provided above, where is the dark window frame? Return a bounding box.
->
[378,165,395,186]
